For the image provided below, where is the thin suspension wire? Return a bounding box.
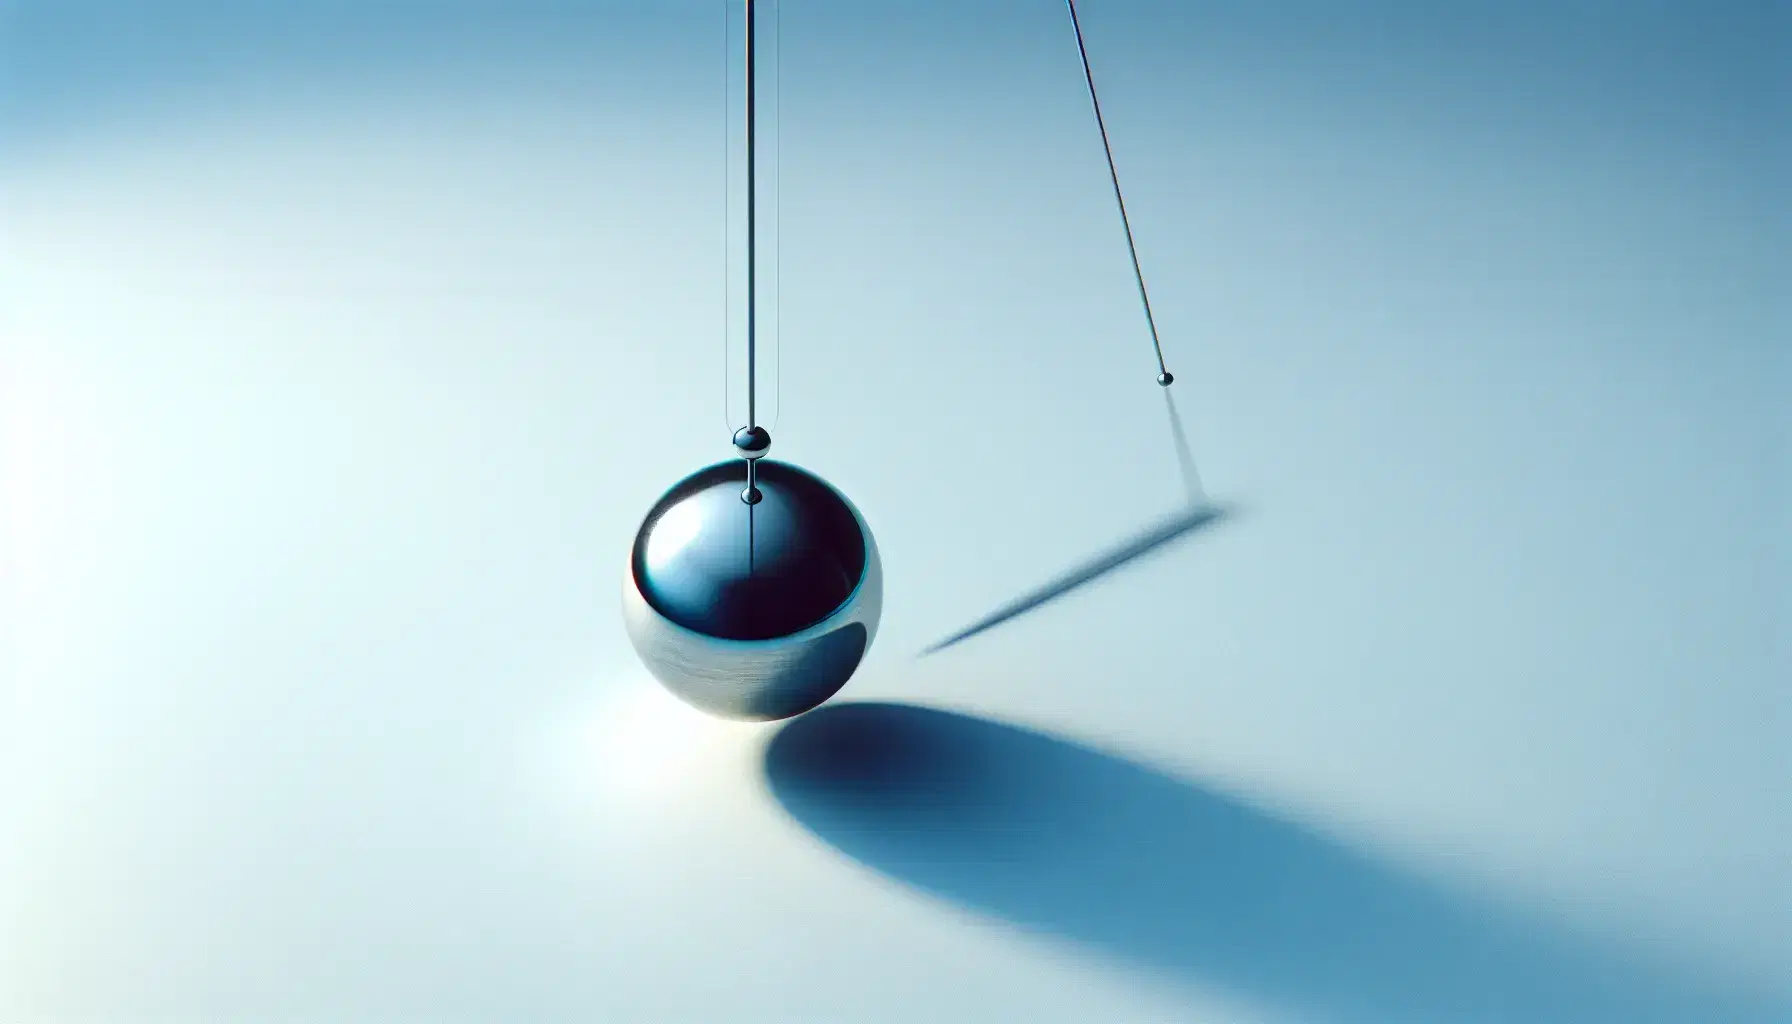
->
[722,0,731,430]
[722,0,776,433]
[1065,0,1172,386]
[745,0,759,429]
[771,0,780,431]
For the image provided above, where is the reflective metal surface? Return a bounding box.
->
[623,459,881,721]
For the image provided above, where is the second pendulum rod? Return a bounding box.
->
[1065,0,1174,388]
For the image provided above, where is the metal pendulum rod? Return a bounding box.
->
[745,0,758,431]
[734,0,772,502]
[1065,0,1174,388]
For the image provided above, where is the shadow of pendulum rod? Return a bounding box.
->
[921,390,1227,656]
[919,505,1227,655]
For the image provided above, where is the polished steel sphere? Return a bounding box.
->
[622,459,882,721]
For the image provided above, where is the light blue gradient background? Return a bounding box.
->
[1,1,1785,1021]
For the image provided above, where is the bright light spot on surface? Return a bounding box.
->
[0,351,73,580]
[0,345,109,724]
[580,675,752,808]
[0,348,92,811]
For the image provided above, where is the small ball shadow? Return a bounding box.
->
[763,702,1782,1024]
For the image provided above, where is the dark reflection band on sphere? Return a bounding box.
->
[631,459,870,642]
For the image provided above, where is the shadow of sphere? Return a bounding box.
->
[764,702,1097,847]
[762,702,1780,1024]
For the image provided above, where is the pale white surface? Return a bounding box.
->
[1,6,1786,1022]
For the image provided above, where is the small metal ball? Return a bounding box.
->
[622,459,881,722]
[1157,371,1174,387]
[733,425,772,460]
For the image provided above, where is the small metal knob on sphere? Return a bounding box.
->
[733,425,772,460]
[1157,372,1174,387]
[623,459,882,721]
